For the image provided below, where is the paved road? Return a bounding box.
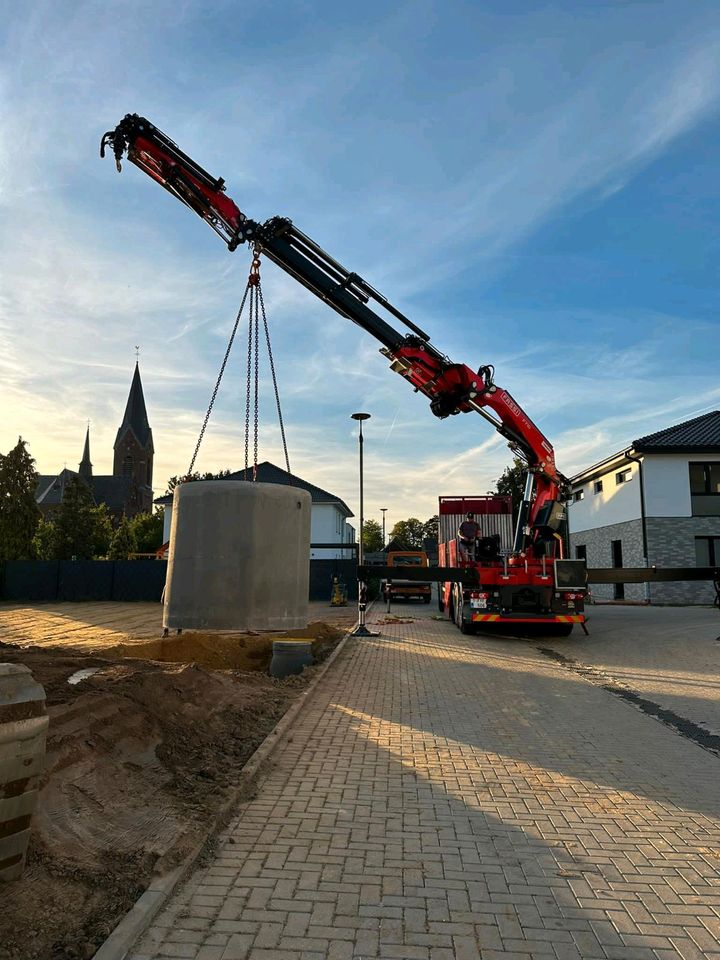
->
[543,605,720,737]
[131,605,720,960]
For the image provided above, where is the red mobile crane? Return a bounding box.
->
[101,114,587,635]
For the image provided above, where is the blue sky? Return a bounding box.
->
[1,0,719,528]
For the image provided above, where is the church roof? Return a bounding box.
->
[36,470,134,511]
[91,475,134,510]
[36,469,79,506]
[115,362,153,451]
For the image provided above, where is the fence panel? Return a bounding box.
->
[309,559,358,602]
[57,561,114,602]
[0,561,59,602]
[112,560,167,602]
[2,559,359,604]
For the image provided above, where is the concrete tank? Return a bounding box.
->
[163,480,311,631]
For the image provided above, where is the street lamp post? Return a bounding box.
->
[380,507,387,548]
[350,412,378,637]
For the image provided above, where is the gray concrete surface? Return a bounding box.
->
[543,604,720,736]
[131,603,720,960]
[164,481,311,631]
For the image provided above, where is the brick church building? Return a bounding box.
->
[36,362,154,520]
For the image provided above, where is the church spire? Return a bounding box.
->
[79,425,93,481]
[114,361,153,451]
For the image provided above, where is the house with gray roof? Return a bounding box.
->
[36,362,154,521]
[567,410,720,604]
[155,461,355,559]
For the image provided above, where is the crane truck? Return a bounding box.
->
[101,114,587,636]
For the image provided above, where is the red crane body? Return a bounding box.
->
[102,114,585,634]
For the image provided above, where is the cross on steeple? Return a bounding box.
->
[135,345,140,361]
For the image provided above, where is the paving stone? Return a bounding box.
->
[131,606,720,960]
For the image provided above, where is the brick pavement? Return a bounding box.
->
[130,606,720,960]
[542,605,720,736]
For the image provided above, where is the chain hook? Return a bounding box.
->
[248,251,261,287]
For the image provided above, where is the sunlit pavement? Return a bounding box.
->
[131,603,720,959]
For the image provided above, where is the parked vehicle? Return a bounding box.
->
[382,551,431,603]
[438,494,586,636]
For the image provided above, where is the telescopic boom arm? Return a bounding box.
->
[101,114,567,553]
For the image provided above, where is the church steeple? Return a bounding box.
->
[114,362,153,451]
[113,361,154,509]
[79,426,93,482]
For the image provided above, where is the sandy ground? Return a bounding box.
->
[0,600,357,653]
[0,601,355,960]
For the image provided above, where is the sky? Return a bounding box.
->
[1,0,719,530]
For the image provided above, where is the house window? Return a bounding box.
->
[695,537,720,566]
[615,468,632,485]
[575,545,587,561]
[573,489,584,502]
[594,480,603,494]
[689,462,720,495]
[689,462,720,516]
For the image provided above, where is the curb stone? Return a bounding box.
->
[93,611,368,960]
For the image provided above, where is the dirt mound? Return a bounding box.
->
[106,621,346,672]
[0,644,305,960]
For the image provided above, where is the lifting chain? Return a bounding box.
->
[187,251,292,481]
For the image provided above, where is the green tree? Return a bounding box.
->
[422,515,438,543]
[51,476,101,560]
[32,518,57,560]
[92,504,114,558]
[130,509,165,553]
[495,458,527,521]
[388,517,425,550]
[108,516,138,560]
[362,518,384,553]
[0,437,41,560]
[165,469,232,494]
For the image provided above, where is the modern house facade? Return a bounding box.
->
[567,411,720,604]
[155,461,355,559]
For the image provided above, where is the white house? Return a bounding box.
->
[155,461,355,560]
[568,411,720,603]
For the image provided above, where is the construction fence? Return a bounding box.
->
[0,559,359,604]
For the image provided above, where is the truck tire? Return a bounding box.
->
[453,585,471,634]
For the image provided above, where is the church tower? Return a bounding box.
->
[113,362,154,513]
[79,426,93,483]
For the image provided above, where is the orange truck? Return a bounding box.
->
[382,551,432,603]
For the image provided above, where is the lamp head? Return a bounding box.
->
[351,412,371,422]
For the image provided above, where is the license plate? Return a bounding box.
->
[470,599,487,609]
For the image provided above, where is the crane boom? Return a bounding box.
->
[101,114,567,555]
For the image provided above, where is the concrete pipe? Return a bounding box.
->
[0,664,48,882]
[164,480,311,631]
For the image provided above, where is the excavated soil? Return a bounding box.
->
[0,612,348,960]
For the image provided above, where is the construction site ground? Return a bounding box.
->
[124,601,720,960]
[0,601,356,960]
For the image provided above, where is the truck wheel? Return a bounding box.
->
[454,586,475,634]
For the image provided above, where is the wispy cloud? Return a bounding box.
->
[1,1,719,524]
